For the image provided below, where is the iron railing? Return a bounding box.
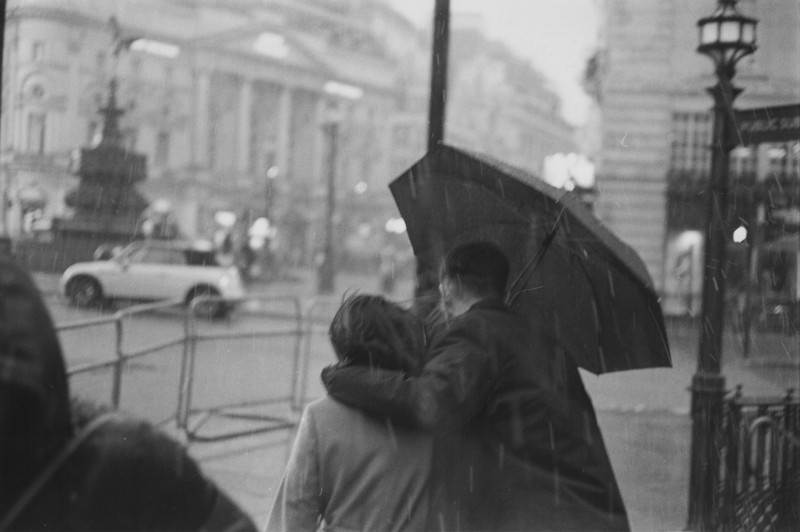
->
[719,387,800,531]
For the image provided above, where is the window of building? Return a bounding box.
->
[730,146,757,178]
[87,120,102,146]
[670,112,712,176]
[155,131,170,166]
[32,41,45,61]
[29,84,45,103]
[123,127,138,151]
[27,113,47,154]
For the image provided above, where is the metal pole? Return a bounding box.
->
[0,0,8,239]
[318,122,337,294]
[427,0,449,151]
[414,0,450,307]
[687,72,741,531]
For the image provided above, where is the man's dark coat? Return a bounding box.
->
[323,298,629,531]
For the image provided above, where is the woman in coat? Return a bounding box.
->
[266,294,433,532]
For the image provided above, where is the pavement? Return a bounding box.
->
[34,268,799,531]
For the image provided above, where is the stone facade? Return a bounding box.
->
[1,0,577,270]
[594,0,800,313]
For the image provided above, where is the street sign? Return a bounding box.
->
[733,104,800,145]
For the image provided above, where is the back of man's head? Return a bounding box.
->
[441,242,509,299]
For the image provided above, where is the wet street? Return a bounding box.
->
[41,272,799,531]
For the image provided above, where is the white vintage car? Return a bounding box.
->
[60,240,245,316]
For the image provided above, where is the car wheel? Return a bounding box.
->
[187,285,226,319]
[68,276,103,308]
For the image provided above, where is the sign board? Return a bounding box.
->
[733,104,800,145]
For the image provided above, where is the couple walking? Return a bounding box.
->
[268,242,629,531]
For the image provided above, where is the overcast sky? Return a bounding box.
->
[385,0,601,125]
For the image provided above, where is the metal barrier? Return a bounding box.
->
[60,299,186,411]
[176,294,306,442]
[59,295,310,442]
[719,387,800,531]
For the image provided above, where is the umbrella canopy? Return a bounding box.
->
[390,144,671,374]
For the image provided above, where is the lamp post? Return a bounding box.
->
[317,117,338,294]
[265,165,279,220]
[688,1,756,530]
[316,82,361,294]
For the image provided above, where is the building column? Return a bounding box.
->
[313,95,327,188]
[193,69,211,170]
[276,86,292,180]
[237,77,252,175]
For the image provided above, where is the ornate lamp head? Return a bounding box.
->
[697,0,757,78]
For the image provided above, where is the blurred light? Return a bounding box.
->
[249,236,266,250]
[357,223,371,238]
[543,152,595,189]
[677,230,704,249]
[214,211,237,227]
[733,226,748,243]
[354,181,368,194]
[564,180,575,191]
[385,217,406,234]
[767,147,787,159]
[193,239,214,252]
[249,217,275,238]
[266,165,279,179]
[253,32,289,59]
[324,80,364,100]
[151,198,171,213]
[130,39,180,58]
[731,146,751,158]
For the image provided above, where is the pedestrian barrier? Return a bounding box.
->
[719,387,800,531]
[58,295,311,442]
[176,294,305,442]
[60,299,187,413]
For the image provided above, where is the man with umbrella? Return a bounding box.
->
[323,241,630,531]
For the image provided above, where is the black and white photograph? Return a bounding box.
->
[1,0,798,530]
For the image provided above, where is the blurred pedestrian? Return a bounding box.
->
[323,242,629,531]
[266,294,432,532]
[0,258,256,531]
[379,244,398,294]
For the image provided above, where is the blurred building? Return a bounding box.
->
[592,0,800,315]
[1,0,576,269]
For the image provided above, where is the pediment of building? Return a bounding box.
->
[196,25,332,75]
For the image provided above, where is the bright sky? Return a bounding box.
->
[385,0,601,126]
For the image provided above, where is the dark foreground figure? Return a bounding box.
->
[0,258,256,531]
[324,242,630,531]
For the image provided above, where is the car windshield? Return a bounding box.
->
[112,241,219,267]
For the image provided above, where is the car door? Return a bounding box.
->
[121,245,185,301]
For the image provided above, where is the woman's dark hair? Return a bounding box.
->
[328,294,425,374]
[441,241,510,298]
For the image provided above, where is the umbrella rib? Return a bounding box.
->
[506,208,564,305]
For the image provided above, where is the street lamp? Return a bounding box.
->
[688,1,756,530]
[317,114,338,294]
[265,165,279,220]
[316,82,361,294]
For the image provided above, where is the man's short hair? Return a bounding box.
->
[441,241,510,298]
[329,294,425,374]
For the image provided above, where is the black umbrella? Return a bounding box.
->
[390,144,671,374]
